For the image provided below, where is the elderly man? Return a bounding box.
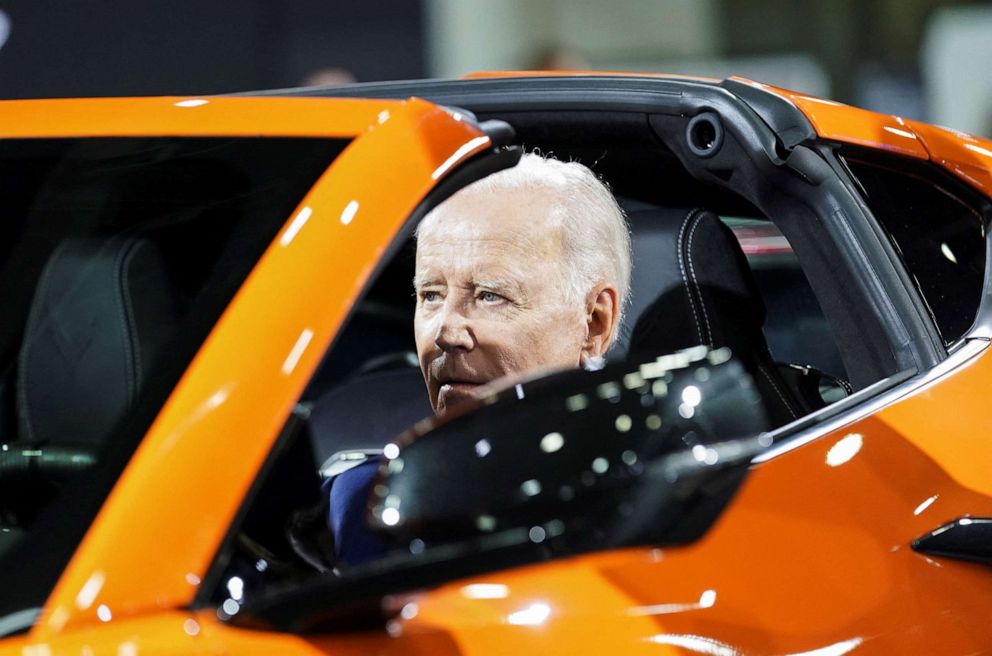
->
[328,153,632,565]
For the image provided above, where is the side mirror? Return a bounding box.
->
[235,346,772,633]
[369,346,770,555]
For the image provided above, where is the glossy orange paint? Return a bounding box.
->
[30,97,491,637]
[728,76,992,200]
[905,120,992,199]
[0,96,396,138]
[728,77,931,160]
[0,612,208,656]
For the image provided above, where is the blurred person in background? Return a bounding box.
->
[531,45,590,71]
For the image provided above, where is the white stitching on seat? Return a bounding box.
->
[686,212,713,346]
[677,210,707,345]
[112,239,137,403]
[119,240,142,399]
[759,366,799,419]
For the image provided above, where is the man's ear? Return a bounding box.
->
[583,284,619,359]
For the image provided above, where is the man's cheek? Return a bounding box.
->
[413,316,437,353]
[533,313,585,363]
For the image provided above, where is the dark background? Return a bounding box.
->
[0,1,425,97]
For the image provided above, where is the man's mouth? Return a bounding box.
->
[437,379,485,408]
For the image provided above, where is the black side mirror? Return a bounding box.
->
[368,345,770,555]
[234,346,772,633]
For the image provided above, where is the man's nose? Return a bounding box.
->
[435,304,475,352]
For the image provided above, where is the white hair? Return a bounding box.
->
[417,152,633,333]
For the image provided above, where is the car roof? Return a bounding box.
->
[248,71,992,198]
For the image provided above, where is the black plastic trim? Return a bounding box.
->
[686,113,724,158]
[794,146,942,375]
[239,75,822,161]
[719,78,816,149]
[234,76,703,116]
[231,530,543,632]
[762,367,915,442]
[913,517,992,566]
[824,146,951,361]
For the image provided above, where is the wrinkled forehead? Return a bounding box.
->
[414,183,570,283]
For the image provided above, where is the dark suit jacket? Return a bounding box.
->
[325,456,386,566]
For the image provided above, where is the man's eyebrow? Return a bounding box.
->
[412,274,443,290]
[474,277,523,294]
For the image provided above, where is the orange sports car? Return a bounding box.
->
[1,72,991,655]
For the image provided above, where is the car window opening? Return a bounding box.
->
[207,140,860,618]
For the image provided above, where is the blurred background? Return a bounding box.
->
[0,0,989,136]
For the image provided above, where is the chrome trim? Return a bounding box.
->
[753,338,989,463]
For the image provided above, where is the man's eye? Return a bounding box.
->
[421,290,441,303]
[479,291,505,303]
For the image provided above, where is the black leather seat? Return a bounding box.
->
[306,364,432,470]
[626,207,807,427]
[17,236,181,446]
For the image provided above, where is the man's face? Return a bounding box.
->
[414,185,588,416]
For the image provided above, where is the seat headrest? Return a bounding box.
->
[17,237,181,445]
[307,366,432,460]
[627,208,770,363]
